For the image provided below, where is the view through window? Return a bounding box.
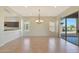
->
[61,18,79,46]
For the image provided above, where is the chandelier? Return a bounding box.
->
[35,9,44,24]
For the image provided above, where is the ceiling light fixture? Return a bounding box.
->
[35,9,44,24]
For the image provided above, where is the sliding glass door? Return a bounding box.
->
[66,18,79,46]
[61,17,79,46]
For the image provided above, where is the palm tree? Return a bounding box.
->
[69,25,75,31]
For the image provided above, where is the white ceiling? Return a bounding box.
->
[6,6,70,16]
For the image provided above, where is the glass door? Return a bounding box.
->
[66,18,79,46]
[61,17,79,46]
[61,11,79,46]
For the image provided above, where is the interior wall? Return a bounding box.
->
[0,30,21,47]
[0,17,4,31]
[0,16,21,47]
[22,16,59,37]
[49,17,60,37]
[23,17,49,36]
[0,11,21,47]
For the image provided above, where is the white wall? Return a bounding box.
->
[23,17,49,37]
[0,30,21,47]
[0,16,21,47]
[23,21,48,36]
[0,7,22,47]
[30,23,48,36]
[0,17,4,31]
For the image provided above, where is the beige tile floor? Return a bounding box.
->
[0,36,79,53]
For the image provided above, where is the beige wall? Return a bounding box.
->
[49,16,60,37]
[22,16,59,37]
[23,17,49,36]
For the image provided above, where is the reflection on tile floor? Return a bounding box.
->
[0,36,79,53]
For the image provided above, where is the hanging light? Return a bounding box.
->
[35,9,44,24]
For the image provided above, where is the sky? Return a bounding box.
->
[62,18,76,27]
